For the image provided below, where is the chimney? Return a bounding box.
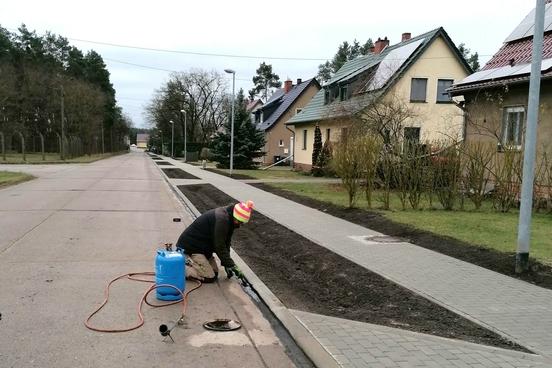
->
[284,79,293,93]
[373,37,389,54]
[296,78,302,85]
[401,32,411,42]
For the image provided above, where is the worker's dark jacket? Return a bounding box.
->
[176,205,235,267]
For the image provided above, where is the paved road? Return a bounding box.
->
[162,157,552,367]
[0,152,298,368]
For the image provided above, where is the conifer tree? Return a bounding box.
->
[211,89,265,169]
[312,123,322,173]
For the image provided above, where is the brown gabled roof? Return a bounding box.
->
[483,32,552,70]
[246,99,263,112]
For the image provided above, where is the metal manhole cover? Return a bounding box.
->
[203,319,241,331]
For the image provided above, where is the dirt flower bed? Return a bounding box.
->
[161,168,199,179]
[252,183,552,290]
[204,168,254,180]
[155,161,173,166]
[178,183,530,352]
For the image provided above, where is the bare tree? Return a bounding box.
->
[146,69,227,149]
[359,93,418,144]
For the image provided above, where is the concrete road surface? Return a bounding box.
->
[0,152,299,368]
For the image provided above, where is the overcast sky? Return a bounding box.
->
[2,0,535,128]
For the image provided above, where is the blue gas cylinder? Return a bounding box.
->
[155,249,186,301]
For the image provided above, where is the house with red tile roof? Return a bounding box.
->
[449,1,552,151]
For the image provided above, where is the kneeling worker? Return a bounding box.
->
[176,200,254,283]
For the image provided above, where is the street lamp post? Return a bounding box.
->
[169,120,175,158]
[180,109,187,162]
[160,130,163,155]
[224,69,236,176]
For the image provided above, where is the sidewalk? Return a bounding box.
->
[162,157,552,366]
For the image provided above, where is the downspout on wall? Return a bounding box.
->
[285,124,295,167]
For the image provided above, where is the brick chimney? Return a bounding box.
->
[401,32,411,42]
[373,37,389,54]
[296,78,302,85]
[284,79,293,93]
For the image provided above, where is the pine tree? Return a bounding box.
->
[311,123,322,174]
[248,62,282,102]
[211,89,265,169]
[317,38,374,83]
[314,140,334,177]
[458,43,480,72]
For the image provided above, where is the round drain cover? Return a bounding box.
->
[203,319,241,331]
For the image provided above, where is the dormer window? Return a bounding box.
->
[324,89,330,105]
[339,85,349,101]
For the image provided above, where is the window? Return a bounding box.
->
[404,127,421,153]
[410,78,427,102]
[339,85,348,101]
[324,89,330,105]
[501,106,525,147]
[326,128,331,142]
[295,108,303,115]
[404,127,421,143]
[383,129,391,145]
[302,129,307,150]
[278,139,284,147]
[340,127,348,143]
[332,86,339,101]
[436,79,454,102]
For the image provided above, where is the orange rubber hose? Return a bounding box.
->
[84,272,201,333]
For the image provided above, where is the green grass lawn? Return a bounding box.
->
[269,182,552,265]
[0,171,34,188]
[212,167,309,180]
[0,152,121,164]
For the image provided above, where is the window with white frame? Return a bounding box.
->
[302,130,307,150]
[295,108,303,115]
[501,106,525,148]
[278,139,284,147]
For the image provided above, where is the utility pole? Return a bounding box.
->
[224,69,236,176]
[516,0,545,273]
[60,85,65,160]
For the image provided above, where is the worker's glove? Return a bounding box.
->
[225,265,245,280]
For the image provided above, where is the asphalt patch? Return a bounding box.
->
[178,183,530,352]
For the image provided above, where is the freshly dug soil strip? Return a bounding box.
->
[162,168,199,179]
[252,183,552,290]
[155,161,173,166]
[204,168,254,180]
[178,183,529,352]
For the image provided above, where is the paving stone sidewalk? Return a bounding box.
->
[163,158,552,363]
[292,311,550,368]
